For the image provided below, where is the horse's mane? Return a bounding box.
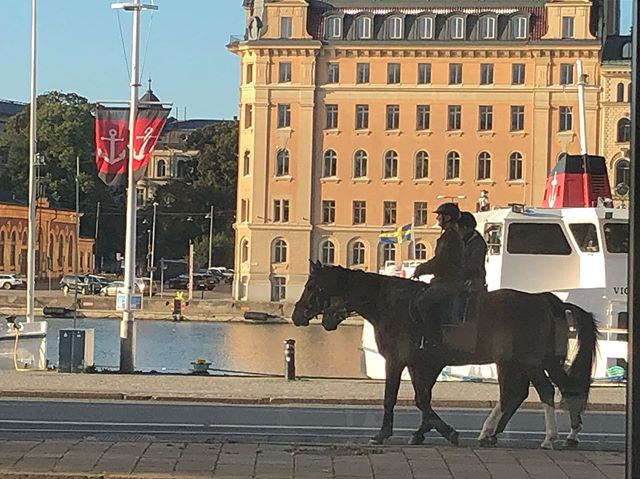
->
[323,265,426,292]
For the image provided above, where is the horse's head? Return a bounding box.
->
[292,261,346,327]
[321,299,350,331]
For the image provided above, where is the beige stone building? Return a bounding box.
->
[228,0,621,302]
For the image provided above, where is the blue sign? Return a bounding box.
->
[116,293,143,311]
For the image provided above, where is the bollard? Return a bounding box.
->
[284,339,296,380]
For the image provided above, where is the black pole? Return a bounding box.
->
[627,5,640,477]
[284,339,296,380]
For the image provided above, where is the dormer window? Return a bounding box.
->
[622,42,632,59]
[417,16,433,39]
[325,16,342,39]
[513,16,528,39]
[561,16,574,39]
[356,16,372,39]
[479,16,496,39]
[388,16,403,39]
[451,16,465,40]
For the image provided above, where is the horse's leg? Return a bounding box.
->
[370,360,403,445]
[546,361,583,447]
[407,363,459,446]
[525,366,558,449]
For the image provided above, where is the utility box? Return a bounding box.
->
[58,329,95,373]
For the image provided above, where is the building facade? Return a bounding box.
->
[228,0,619,302]
[0,199,94,278]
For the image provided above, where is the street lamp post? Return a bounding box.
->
[206,205,214,269]
[149,201,158,298]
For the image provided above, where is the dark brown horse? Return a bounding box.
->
[292,262,598,449]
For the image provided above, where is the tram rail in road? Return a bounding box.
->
[0,399,624,450]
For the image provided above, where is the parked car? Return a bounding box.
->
[100,279,145,297]
[168,273,216,291]
[59,275,103,295]
[207,267,234,284]
[0,274,26,290]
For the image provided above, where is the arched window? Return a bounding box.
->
[276,149,290,177]
[325,16,342,39]
[322,150,337,177]
[388,16,403,39]
[58,235,64,267]
[622,42,632,59]
[617,118,631,142]
[616,83,625,102]
[384,150,398,178]
[415,243,427,260]
[353,150,368,178]
[68,237,74,268]
[241,238,249,263]
[382,243,396,263]
[80,252,84,270]
[415,151,429,179]
[320,240,335,264]
[446,151,460,180]
[417,16,433,39]
[450,16,465,39]
[512,16,528,39]
[477,152,492,180]
[356,16,372,39]
[508,152,523,181]
[272,239,287,263]
[479,16,496,39]
[156,159,166,177]
[9,232,16,267]
[48,234,54,270]
[615,159,630,189]
[351,241,366,266]
[0,231,4,268]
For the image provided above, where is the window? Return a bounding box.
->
[273,239,288,263]
[508,152,523,180]
[356,16,372,39]
[569,223,600,253]
[326,16,342,38]
[246,63,254,83]
[327,62,340,83]
[326,104,339,129]
[480,64,494,85]
[244,104,253,129]
[415,243,427,260]
[322,150,337,177]
[447,105,461,130]
[388,17,403,39]
[382,243,396,263]
[417,17,433,39]
[449,63,462,84]
[386,105,400,130]
[322,200,336,224]
[513,16,528,39]
[387,63,401,84]
[617,118,631,142]
[414,202,428,226]
[512,64,525,85]
[156,159,166,177]
[275,149,289,176]
[68,238,74,268]
[243,150,250,176]
[277,104,291,128]
[510,106,525,131]
[353,150,368,178]
[10,232,16,267]
[604,223,629,253]
[355,105,369,129]
[446,151,461,179]
[615,159,630,189]
[617,83,625,102]
[383,201,397,225]
[357,63,370,84]
[384,151,398,178]
[416,105,430,130]
[477,152,492,180]
[622,42,632,59]
[559,106,572,131]
[353,201,366,224]
[451,16,465,39]
[351,241,365,265]
[561,16,574,39]
[280,17,292,39]
[418,63,431,84]
[57,235,62,267]
[415,151,429,179]
[479,16,496,39]
[279,62,292,82]
[321,240,336,264]
[479,105,493,131]
[176,160,187,178]
[485,224,502,255]
[0,232,3,268]
[507,223,572,255]
[271,276,286,301]
[241,239,249,263]
[273,199,290,222]
[560,64,573,85]
[136,188,145,206]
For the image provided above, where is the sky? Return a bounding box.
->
[0,0,634,121]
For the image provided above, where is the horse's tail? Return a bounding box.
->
[565,303,599,409]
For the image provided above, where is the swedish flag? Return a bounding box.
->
[379,223,413,244]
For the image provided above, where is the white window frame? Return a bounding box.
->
[389,17,403,39]
[326,16,342,38]
[561,16,574,39]
[280,17,292,39]
[357,16,372,39]
[418,16,433,39]
[451,17,465,39]
[480,16,496,39]
[514,16,528,39]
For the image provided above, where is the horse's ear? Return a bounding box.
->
[309,259,321,272]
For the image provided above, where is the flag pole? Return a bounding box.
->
[26,0,37,323]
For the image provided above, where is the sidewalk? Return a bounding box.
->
[0,440,625,479]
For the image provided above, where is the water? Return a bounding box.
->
[45,318,366,378]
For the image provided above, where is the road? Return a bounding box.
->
[0,399,624,450]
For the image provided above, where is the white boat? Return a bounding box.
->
[0,319,47,370]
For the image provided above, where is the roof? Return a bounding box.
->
[139,88,161,103]
[163,118,229,132]
[0,100,26,119]
[602,35,632,61]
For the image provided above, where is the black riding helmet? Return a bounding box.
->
[458,211,477,229]
[434,202,461,221]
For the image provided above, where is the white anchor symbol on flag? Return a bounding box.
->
[98,129,127,165]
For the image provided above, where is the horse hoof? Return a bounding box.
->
[408,434,424,446]
[565,438,579,448]
[448,431,460,447]
[369,437,384,445]
[479,436,497,447]
[540,440,554,450]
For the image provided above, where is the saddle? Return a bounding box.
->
[440,289,484,354]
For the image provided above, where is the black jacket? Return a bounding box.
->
[413,227,463,281]
[461,230,487,286]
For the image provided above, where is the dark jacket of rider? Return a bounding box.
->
[413,227,463,282]
[461,230,487,289]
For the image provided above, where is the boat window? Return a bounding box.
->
[569,223,599,252]
[507,223,572,255]
[484,223,502,255]
[604,223,629,253]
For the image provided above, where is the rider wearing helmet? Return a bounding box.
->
[412,202,464,348]
[456,212,488,292]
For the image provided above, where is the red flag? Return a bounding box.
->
[95,106,170,186]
